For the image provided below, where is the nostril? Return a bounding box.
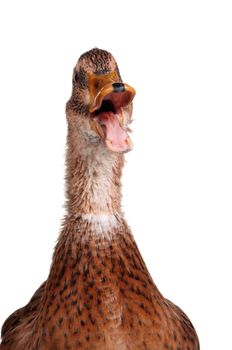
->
[112,82,125,93]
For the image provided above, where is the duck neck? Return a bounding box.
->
[65,126,124,217]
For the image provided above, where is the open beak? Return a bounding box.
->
[88,71,136,153]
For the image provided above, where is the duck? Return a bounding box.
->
[0,48,200,350]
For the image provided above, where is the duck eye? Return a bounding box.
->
[73,68,88,89]
[74,72,79,83]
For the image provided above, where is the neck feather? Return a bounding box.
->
[65,126,124,217]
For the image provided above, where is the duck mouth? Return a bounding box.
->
[88,72,136,153]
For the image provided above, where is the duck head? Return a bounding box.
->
[66,48,136,154]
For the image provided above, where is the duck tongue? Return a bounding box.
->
[98,112,133,153]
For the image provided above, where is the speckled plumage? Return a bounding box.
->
[0,48,200,350]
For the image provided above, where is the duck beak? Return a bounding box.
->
[88,71,136,113]
[88,70,136,153]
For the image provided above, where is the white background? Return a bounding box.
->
[0,1,231,349]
